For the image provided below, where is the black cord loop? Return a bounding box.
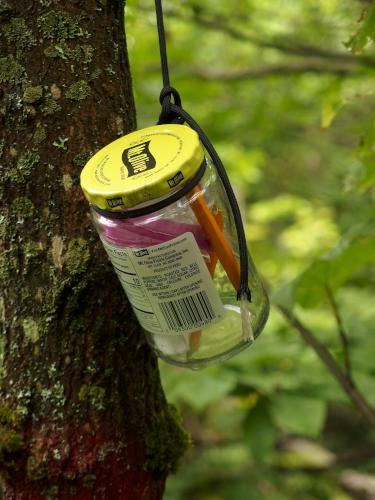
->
[158,86,183,124]
[159,86,181,106]
[154,0,251,302]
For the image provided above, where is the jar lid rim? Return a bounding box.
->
[80,124,204,211]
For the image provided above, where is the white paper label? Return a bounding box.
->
[102,232,224,335]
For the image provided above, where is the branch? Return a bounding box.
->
[150,5,375,70]
[278,306,375,429]
[336,446,375,465]
[191,61,358,81]
[325,286,352,379]
[189,13,375,68]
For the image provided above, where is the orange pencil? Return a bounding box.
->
[188,208,224,352]
[207,209,224,276]
[189,186,241,290]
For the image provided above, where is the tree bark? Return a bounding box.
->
[0,1,188,498]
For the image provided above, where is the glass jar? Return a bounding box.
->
[81,124,269,369]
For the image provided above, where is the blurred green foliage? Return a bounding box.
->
[127,0,375,498]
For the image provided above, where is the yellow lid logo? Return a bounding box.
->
[122,141,156,176]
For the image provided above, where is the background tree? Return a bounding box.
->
[0,1,188,498]
[127,1,375,498]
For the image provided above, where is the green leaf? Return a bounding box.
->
[270,394,326,437]
[359,120,375,190]
[295,260,330,308]
[321,102,341,129]
[329,235,375,288]
[161,366,237,412]
[294,234,375,309]
[346,2,375,52]
[272,232,375,311]
[359,159,375,191]
[243,398,278,461]
[352,372,375,407]
[270,280,297,310]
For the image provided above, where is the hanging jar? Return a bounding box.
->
[80,124,269,369]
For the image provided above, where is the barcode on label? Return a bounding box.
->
[159,291,215,332]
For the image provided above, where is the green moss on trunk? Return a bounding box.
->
[145,404,191,475]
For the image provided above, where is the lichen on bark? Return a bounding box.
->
[0,56,25,84]
[65,80,91,101]
[3,17,36,55]
[23,86,43,104]
[37,10,84,41]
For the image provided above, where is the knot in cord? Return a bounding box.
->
[159,86,181,106]
[158,86,183,124]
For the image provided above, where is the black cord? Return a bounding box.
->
[155,0,170,88]
[155,0,182,123]
[154,0,251,302]
[171,104,250,301]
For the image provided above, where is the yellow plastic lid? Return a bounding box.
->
[80,124,204,211]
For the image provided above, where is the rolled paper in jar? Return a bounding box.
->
[101,215,212,252]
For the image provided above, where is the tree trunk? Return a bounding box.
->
[0,1,188,498]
